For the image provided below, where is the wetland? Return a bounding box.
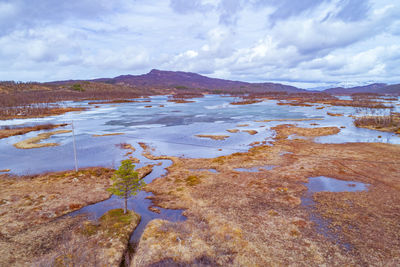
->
[1,94,399,266]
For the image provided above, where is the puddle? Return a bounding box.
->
[279,151,293,156]
[302,176,369,250]
[234,167,259,172]
[234,165,276,172]
[306,176,368,193]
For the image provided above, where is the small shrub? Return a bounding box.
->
[185,175,201,186]
[71,83,84,92]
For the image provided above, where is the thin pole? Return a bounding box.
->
[71,120,78,172]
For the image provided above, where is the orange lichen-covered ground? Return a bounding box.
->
[132,124,400,266]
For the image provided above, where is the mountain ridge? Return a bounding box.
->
[43,69,400,95]
[90,69,305,93]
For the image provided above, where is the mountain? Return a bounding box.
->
[91,69,305,93]
[45,69,400,95]
[323,83,400,95]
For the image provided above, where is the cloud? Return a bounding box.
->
[0,0,399,87]
[335,0,371,21]
[169,0,213,14]
[267,0,324,23]
[0,0,133,36]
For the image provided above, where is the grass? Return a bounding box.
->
[242,129,258,135]
[185,175,201,186]
[82,209,139,239]
[135,124,400,266]
[255,118,324,122]
[353,113,400,133]
[327,112,344,116]
[52,209,140,266]
[13,130,72,149]
[0,123,68,139]
[92,132,125,137]
[230,99,263,105]
[195,134,230,140]
[0,167,116,266]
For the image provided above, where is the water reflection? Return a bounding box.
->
[302,176,369,250]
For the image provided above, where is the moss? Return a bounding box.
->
[174,178,183,184]
[186,175,201,186]
[82,223,99,236]
[81,209,141,240]
[100,208,133,225]
[212,157,224,164]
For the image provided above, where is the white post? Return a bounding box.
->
[72,121,78,172]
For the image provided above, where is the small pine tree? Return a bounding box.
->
[108,160,146,214]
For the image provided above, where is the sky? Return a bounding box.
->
[0,0,400,89]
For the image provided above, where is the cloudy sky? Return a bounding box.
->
[1,0,399,88]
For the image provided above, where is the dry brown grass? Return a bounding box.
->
[13,130,72,149]
[255,118,324,122]
[137,165,154,180]
[230,99,263,105]
[353,113,400,134]
[88,99,139,105]
[242,129,258,135]
[0,106,86,120]
[0,168,114,236]
[92,133,125,137]
[263,93,391,109]
[132,125,400,266]
[167,99,195,104]
[195,134,230,140]
[33,209,140,267]
[0,167,117,266]
[327,112,344,117]
[0,123,68,139]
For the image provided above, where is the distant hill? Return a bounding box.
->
[91,69,305,93]
[5,69,399,95]
[323,83,400,95]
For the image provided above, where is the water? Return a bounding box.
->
[1,94,397,252]
[2,94,399,175]
[302,176,369,250]
[306,176,368,193]
[68,144,186,245]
